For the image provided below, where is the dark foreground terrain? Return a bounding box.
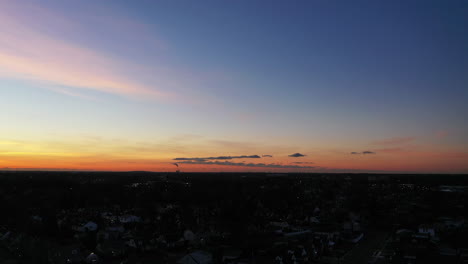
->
[1,171,468,264]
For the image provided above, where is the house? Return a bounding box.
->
[119,215,141,224]
[85,252,99,263]
[83,221,98,232]
[418,225,435,238]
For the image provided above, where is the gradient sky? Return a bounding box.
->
[1,0,467,173]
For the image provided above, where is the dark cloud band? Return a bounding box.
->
[178,160,315,169]
[174,155,261,161]
[351,151,376,154]
[288,153,306,157]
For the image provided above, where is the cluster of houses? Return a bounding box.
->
[1,173,467,264]
[0,174,371,263]
[367,181,468,264]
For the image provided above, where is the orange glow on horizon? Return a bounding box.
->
[2,151,467,173]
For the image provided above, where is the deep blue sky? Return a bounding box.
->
[115,0,468,128]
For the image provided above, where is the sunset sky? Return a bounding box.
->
[1,0,467,173]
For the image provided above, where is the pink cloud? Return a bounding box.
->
[0,2,176,101]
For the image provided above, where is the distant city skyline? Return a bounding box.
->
[1,0,467,173]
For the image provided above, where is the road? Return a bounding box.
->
[341,229,389,264]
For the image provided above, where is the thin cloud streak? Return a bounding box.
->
[48,87,101,102]
[351,151,376,154]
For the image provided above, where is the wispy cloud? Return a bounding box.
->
[288,153,306,157]
[48,87,100,102]
[262,155,273,157]
[0,2,176,101]
[372,137,415,145]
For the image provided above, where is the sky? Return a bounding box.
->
[0,0,467,173]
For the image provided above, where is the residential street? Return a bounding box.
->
[342,229,389,264]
